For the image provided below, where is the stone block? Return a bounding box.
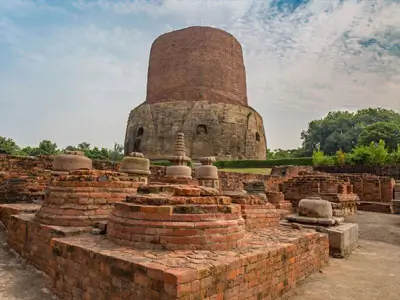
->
[326,223,358,258]
[298,198,333,218]
[286,214,343,226]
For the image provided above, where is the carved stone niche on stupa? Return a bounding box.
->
[119,152,151,184]
[165,132,192,179]
[196,156,219,189]
[52,150,92,173]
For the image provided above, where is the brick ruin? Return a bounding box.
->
[0,134,329,300]
[282,172,359,217]
[391,181,400,214]
[334,173,395,213]
[0,151,396,298]
[1,152,397,217]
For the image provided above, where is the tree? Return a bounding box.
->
[358,122,400,151]
[77,142,91,151]
[266,148,307,160]
[109,143,124,162]
[301,108,400,155]
[28,140,59,156]
[0,137,21,155]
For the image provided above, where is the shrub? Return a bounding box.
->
[151,160,171,166]
[350,140,388,165]
[312,146,335,166]
[214,157,313,169]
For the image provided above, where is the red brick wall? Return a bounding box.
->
[6,214,90,279]
[335,174,394,202]
[50,231,328,300]
[316,165,400,179]
[0,154,119,173]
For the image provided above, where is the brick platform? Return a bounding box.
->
[34,170,146,227]
[7,214,91,277]
[357,201,393,214]
[0,203,40,228]
[51,227,328,300]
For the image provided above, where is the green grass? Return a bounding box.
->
[219,168,272,175]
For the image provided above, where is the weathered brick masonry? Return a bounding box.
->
[51,228,328,300]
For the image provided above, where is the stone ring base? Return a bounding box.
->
[107,202,245,251]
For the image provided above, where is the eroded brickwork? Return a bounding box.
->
[0,156,330,300]
[34,170,146,227]
[51,228,328,300]
[282,173,359,216]
[125,101,266,160]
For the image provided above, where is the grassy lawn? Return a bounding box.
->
[219,168,272,175]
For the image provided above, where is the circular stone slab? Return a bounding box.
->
[298,198,333,218]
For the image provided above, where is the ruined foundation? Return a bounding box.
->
[1,182,329,300]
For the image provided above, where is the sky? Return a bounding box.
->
[0,0,399,150]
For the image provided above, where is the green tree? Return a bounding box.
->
[358,121,400,150]
[29,140,59,156]
[266,148,307,160]
[301,108,400,155]
[0,137,21,155]
[108,143,124,162]
[77,142,91,151]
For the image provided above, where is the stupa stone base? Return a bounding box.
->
[50,227,328,300]
[107,184,246,251]
[34,170,145,227]
[285,214,344,226]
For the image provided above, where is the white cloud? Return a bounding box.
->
[0,0,399,150]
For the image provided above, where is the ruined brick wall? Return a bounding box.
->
[0,154,53,173]
[0,154,120,173]
[146,26,247,107]
[267,166,314,192]
[316,165,400,179]
[0,155,121,203]
[335,174,394,203]
[7,214,90,279]
[125,102,266,160]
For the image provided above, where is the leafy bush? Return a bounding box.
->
[214,157,313,169]
[349,140,388,165]
[336,149,345,165]
[312,146,335,166]
[151,160,171,166]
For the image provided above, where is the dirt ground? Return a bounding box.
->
[0,211,399,300]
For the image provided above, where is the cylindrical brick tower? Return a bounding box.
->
[124,26,267,160]
[146,26,248,107]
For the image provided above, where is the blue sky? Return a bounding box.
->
[0,0,399,150]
